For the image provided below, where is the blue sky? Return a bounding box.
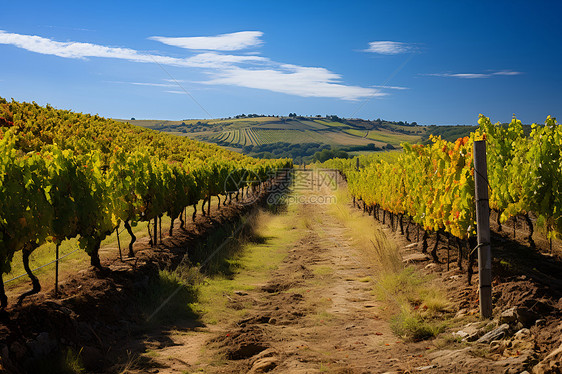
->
[0,0,560,125]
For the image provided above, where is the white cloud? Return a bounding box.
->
[130,82,176,87]
[425,70,522,79]
[492,70,522,76]
[427,73,490,79]
[0,30,264,69]
[200,64,381,100]
[186,52,268,66]
[0,30,386,101]
[108,80,178,88]
[164,90,185,94]
[364,41,413,54]
[371,85,409,90]
[149,31,263,51]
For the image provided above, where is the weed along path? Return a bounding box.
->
[131,177,437,374]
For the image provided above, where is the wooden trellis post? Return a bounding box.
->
[473,140,492,318]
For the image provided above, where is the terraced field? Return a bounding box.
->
[122,116,425,151]
[212,127,263,146]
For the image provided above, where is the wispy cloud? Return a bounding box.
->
[127,82,176,87]
[371,85,409,90]
[149,31,263,51]
[0,30,264,68]
[424,70,522,79]
[201,64,382,100]
[0,30,386,101]
[164,90,185,94]
[364,41,414,54]
[492,70,522,76]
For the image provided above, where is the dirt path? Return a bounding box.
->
[132,183,433,373]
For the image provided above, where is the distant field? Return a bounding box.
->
[365,130,420,145]
[313,119,350,128]
[343,128,368,137]
[256,129,325,144]
[116,115,430,161]
[211,127,264,146]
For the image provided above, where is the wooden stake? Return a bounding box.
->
[154,217,158,246]
[116,224,122,261]
[447,236,451,272]
[55,243,60,298]
[473,140,492,319]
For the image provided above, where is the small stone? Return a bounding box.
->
[535,319,546,327]
[249,357,278,373]
[234,290,248,296]
[402,253,430,263]
[452,330,469,339]
[500,307,519,325]
[250,348,278,363]
[455,308,468,318]
[476,324,510,344]
[458,322,485,342]
[514,328,531,340]
[416,364,437,371]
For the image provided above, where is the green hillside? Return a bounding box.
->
[117,115,428,163]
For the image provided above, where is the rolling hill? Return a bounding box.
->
[116,115,433,163]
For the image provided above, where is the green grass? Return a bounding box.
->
[390,306,445,341]
[313,266,335,276]
[343,128,368,137]
[374,267,450,341]
[189,201,303,325]
[139,268,199,323]
[136,203,301,325]
[313,119,349,128]
[294,119,330,130]
[365,130,420,145]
